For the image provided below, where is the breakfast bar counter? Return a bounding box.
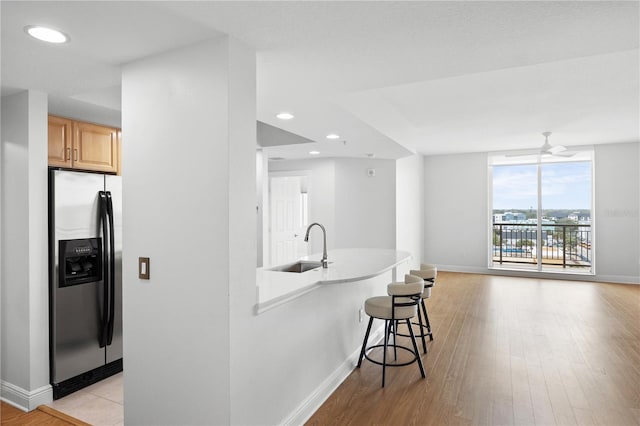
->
[255,248,411,314]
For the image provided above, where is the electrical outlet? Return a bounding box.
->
[359,308,364,323]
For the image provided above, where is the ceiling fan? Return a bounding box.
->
[506,132,576,158]
[539,131,572,156]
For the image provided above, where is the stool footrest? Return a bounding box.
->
[394,321,433,339]
[363,344,421,368]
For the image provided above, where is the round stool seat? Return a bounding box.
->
[410,264,437,299]
[411,264,437,280]
[365,296,417,320]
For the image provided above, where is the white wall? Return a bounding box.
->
[267,157,397,254]
[334,158,396,249]
[396,154,425,269]
[122,37,256,425]
[231,271,393,425]
[594,142,640,282]
[1,91,51,409]
[227,35,259,425]
[256,150,266,267]
[424,152,489,270]
[423,143,640,284]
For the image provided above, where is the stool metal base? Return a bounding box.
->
[392,298,433,353]
[357,317,425,387]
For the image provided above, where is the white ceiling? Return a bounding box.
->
[2,1,638,159]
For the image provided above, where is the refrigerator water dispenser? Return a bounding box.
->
[59,238,102,287]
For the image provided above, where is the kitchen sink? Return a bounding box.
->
[270,261,324,273]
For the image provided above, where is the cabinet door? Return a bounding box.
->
[73,122,119,173]
[48,116,73,168]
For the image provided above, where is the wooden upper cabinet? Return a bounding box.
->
[48,116,73,168]
[48,116,120,174]
[73,121,118,173]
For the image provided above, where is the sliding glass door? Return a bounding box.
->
[490,150,593,274]
[491,164,539,270]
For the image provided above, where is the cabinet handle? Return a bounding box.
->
[66,148,71,161]
[74,149,78,161]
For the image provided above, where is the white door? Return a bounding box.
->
[270,176,308,266]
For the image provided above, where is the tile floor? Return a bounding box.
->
[46,373,124,426]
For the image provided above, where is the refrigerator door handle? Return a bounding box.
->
[105,191,116,345]
[98,191,110,348]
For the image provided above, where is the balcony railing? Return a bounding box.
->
[492,223,591,269]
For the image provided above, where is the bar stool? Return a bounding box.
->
[408,264,437,347]
[357,274,426,387]
[389,273,430,353]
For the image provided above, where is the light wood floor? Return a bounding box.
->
[0,402,88,426]
[307,272,640,426]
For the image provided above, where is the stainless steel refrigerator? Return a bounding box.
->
[48,169,123,399]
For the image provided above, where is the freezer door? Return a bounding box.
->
[105,175,123,363]
[51,281,106,383]
[51,170,107,383]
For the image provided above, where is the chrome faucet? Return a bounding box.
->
[304,222,328,268]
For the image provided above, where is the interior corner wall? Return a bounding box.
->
[122,37,256,425]
[396,154,424,268]
[424,152,488,271]
[334,158,396,249]
[1,91,51,409]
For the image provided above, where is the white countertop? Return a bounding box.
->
[255,248,411,314]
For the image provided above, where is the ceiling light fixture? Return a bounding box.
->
[326,133,340,140]
[309,151,320,155]
[24,25,69,44]
[276,112,294,120]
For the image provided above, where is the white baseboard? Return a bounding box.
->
[593,274,640,285]
[282,325,385,426]
[1,380,52,411]
[438,265,639,285]
[437,264,487,274]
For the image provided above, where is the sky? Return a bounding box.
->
[492,161,592,210]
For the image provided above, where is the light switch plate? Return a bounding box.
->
[139,257,150,280]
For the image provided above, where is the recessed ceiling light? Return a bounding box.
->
[276,112,294,120]
[24,25,69,44]
[309,151,320,155]
[326,133,340,140]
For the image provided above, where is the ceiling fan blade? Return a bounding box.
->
[552,150,576,157]
[548,144,567,154]
[505,149,539,157]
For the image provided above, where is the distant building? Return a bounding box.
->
[494,211,527,223]
[506,212,526,221]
